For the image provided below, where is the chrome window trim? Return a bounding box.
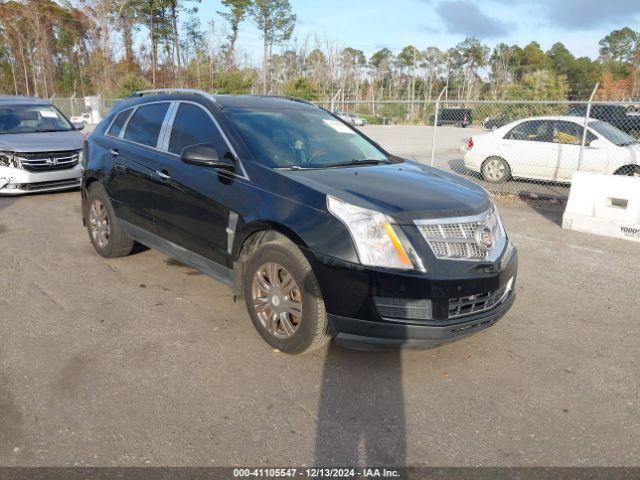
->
[105,107,135,138]
[157,101,179,151]
[414,208,507,263]
[164,100,249,180]
[118,105,138,139]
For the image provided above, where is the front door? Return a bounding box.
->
[152,102,234,266]
[551,120,603,180]
[103,102,171,232]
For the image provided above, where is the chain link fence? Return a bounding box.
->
[51,96,121,124]
[45,95,640,199]
[319,99,640,198]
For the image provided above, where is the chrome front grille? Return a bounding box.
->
[415,208,506,261]
[448,277,514,319]
[17,150,80,172]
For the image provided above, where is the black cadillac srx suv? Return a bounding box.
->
[81,89,517,354]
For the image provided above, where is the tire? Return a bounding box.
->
[481,156,511,183]
[86,183,134,258]
[615,165,640,177]
[243,237,331,354]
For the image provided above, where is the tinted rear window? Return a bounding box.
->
[124,103,170,147]
[107,109,132,137]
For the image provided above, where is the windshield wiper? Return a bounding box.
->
[619,140,639,146]
[276,159,391,171]
[320,158,391,168]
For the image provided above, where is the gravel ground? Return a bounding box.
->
[1,190,639,467]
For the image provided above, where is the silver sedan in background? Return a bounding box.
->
[0,96,85,195]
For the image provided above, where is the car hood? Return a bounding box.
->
[0,130,84,153]
[279,162,492,223]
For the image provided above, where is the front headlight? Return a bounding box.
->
[0,152,20,169]
[327,196,424,271]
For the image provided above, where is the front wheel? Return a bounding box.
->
[482,157,511,183]
[244,238,331,354]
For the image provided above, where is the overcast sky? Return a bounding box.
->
[199,0,640,63]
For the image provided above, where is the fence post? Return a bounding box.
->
[578,82,599,171]
[330,89,341,113]
[70,92,76,117]
[430,87,447,168]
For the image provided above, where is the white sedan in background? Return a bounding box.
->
[463,116,640,182]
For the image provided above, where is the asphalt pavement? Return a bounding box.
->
[1,191,639,466]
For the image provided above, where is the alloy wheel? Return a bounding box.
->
[89,199,110,249]
[251,262,302,339]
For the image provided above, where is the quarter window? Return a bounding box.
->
[168,103,226,155]
[107,109,132,137]
[124,102,170,147]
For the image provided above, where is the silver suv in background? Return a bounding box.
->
[0,96,85,195]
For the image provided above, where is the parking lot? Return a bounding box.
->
[1,188,639,466]
[361,125,572,198]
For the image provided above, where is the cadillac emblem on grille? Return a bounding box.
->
[474,225,494,251]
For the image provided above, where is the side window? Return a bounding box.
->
[505,120,553,142]
[124,102,170,147]
[107,109,131,137]
[168,103,227,155]
[553,121,597,145]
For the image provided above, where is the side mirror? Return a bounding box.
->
[73,121,85,131]
[180,143,235,172]
[589,139,606,149]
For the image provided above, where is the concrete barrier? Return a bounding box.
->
[562,172,640,243]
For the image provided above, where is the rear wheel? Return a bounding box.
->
[615,165,640,178]
[482,157,511,183]
[244,237,331,354]
[86,184,134,258]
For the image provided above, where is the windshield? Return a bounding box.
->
[589,120,637,146]
[0,104,73,134]
[226,107,389,168]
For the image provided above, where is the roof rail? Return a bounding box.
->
[130,88,217,102]
[250,94,316,107]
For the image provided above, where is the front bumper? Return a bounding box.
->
[309,243,518,350]
[329,289,515,349]
[0,164,82,195]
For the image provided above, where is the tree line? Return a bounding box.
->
[1,0,639,102]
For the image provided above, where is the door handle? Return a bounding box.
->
[154,169,171,181]
[110,148,119,157]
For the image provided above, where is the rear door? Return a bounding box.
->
[104,101,171,232]
[500,120,559,180]
[151,101,235,265]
